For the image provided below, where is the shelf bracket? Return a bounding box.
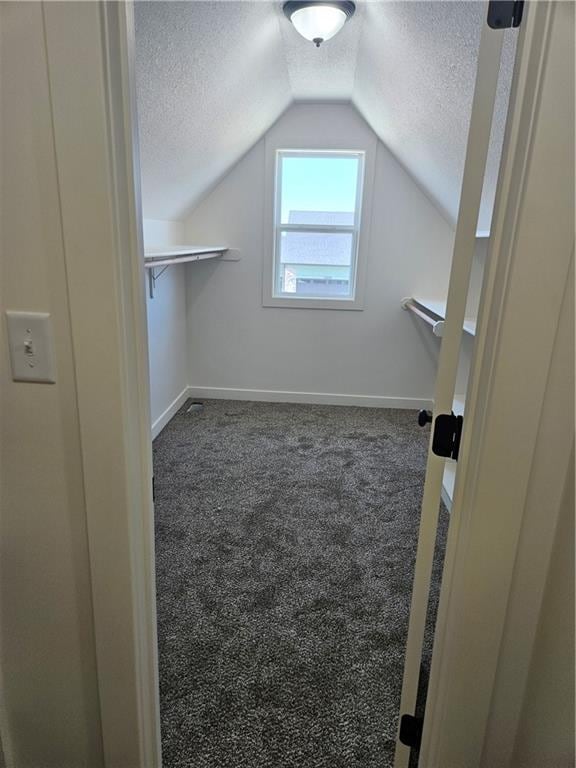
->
[147,265,169,299]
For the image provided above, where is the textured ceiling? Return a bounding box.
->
[135,1,292,220]
[353,1,517,231]
[135,1,516,229]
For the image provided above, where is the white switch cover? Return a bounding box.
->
[5,311,56,383]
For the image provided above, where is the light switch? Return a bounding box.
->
[5,311,56,383]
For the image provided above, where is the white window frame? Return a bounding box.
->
[263,148,369,310]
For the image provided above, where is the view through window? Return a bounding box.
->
[273,151,364,301]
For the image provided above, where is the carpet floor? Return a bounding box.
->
[153,399,448,768]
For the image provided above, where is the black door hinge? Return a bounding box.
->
[432,412,463,461]
[399,714,423,749]
[487,0,524,29]
[152,475,155,503]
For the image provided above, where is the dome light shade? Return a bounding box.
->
[283,1,356,47]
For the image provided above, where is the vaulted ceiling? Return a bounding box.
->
[135,1,517,231]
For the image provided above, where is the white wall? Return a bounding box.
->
[143,219,189,436]
[183,103,455,407]
[143,218,184,247]
[0,4,103,764]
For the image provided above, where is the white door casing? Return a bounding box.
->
[42,2,161,766]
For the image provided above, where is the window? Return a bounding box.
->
[271,150,365,304]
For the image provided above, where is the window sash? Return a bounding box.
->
[274,227,359,299]
[273,150,365,301]
[277,223,355,233]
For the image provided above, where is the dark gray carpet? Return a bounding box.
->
[153,399,448,768]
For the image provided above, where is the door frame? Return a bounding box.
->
[41,1,573,766]
[42,2,161,766]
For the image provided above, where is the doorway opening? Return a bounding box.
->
[130,3,517,765]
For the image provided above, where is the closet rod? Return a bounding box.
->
[144,246,228,298]
[401,298,445,337]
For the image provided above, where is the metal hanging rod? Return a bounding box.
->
[144,246,229,298]
[401,297,445,337]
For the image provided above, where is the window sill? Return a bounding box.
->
[262,295,364,311]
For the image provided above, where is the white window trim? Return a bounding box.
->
[263,143,376,311]
[271,150,364,304]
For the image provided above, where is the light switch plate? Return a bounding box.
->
[5,311,56,383]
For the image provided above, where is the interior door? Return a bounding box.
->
[394,13,508,768]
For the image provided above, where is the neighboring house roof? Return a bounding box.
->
[135,1,517,231]
[281,231,352,267]
[281,211,353,266]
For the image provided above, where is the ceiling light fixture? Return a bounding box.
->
[283,1,355,48]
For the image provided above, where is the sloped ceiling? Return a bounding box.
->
[135,1,516,230]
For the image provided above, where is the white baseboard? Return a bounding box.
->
[152,386,433,438]
[186,386,433,410]
[151,387,190,439]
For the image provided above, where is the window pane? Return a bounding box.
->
[279,155,359,226]
[277,231,354,298]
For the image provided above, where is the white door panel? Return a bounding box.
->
[394,12,506,768]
